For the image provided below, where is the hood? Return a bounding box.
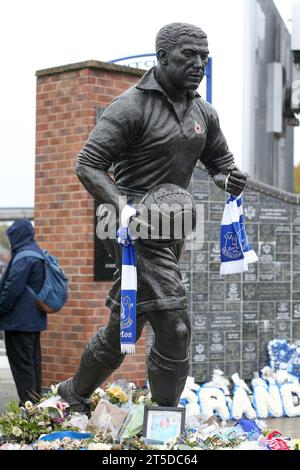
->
[7,219,35,252]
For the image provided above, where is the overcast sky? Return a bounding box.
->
[0,0,299,207]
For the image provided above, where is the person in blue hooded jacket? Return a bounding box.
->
[0,219,46,405]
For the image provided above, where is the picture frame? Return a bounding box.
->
[142,406,186,444]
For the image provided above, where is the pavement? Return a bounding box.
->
[0,342,18,412]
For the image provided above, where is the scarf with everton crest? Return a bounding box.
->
[220,194,258,275]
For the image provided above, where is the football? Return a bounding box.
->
[137,183,196,246]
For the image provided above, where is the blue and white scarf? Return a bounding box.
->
[116,206,137,354]
[220,195,258,275]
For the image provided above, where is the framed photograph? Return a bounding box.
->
[142,406,186,444]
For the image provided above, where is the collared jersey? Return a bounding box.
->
[78,67,233,196]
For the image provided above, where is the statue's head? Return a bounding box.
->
[155,22,209,91]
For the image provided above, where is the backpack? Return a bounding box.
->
[12,249,69,314]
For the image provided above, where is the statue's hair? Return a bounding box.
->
[156,22,207,54]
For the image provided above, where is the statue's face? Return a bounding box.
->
[164,36,209,91]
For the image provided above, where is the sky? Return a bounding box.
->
[0,0,299,208]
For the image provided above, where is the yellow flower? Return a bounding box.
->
[107,386,128,403]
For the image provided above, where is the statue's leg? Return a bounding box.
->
[58,309,147,413]
[147,309,191,407]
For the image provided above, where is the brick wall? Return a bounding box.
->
[35,61,147,387]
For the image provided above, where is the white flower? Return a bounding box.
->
[25,401,33,410]
[137,396,146,404]
[12,427,22,437]
[94,387,105,397]
[50,384,59,395]
[37,421,46,427]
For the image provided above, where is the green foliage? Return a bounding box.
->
[0,400,78,445]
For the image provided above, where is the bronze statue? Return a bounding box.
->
[58,23,247,412]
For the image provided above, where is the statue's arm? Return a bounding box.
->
[200,109,247,196]
[75,98,139,216]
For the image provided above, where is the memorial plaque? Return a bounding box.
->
[244,283,290,301]
[293,235,300,253]
[192,364,208,383]
[275,263,291,282]
[259,320,275,332]
[293,254,300,267]
[192,250,208,272]
[242,362,259,378]
[243,321,258,340]
[192,342,207,363]
[193,292,208,302]
[293,207,300,224]
[226,302,241,312]
[193,332,208,343]
[259,300,274,320]
[259,206,290,223]
[276,233,291,253]
[205,222,219,242]
[193,182,209,202]
[243,284,257,301]
[243,262,258,282]
[259,263,275,281]
[210,303,225,312]
[210,242,220,262]
[192,272,208,292]
[226,332,241,341]
[259,242,275,262]
[293,303,300,320]
[193,301,209,313]
[292,321,300,339]
[243,302,258,312]
[209,180,225,201]
[226,283,241,301]
[246,223,259,243]
[210,202,225,221]
[275,302,290,320]
[275,321,291,339]
[293,292,300,301]
[179,248,191,270]
[260,224,275,241]
[243,204,258,222]
[225,362,241,377]
[210,282,225,301]
[294,224,300,233]
[209,312,240,330]
[276,253,291,263]
[193,313,208,330]
[209,263,222,280]
[243,312,258,321]
[293,273,300,292]
[243,341,258,361]
[225,342,241,361]
[243,191,260,204]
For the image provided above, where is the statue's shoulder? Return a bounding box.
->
[108,86,145,112]
[104,86,144,120]
[195,97,219,124]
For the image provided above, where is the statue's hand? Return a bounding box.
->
[214,167,248,197]
[120,204,154,242]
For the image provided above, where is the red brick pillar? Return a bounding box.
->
[35,61,147,387]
